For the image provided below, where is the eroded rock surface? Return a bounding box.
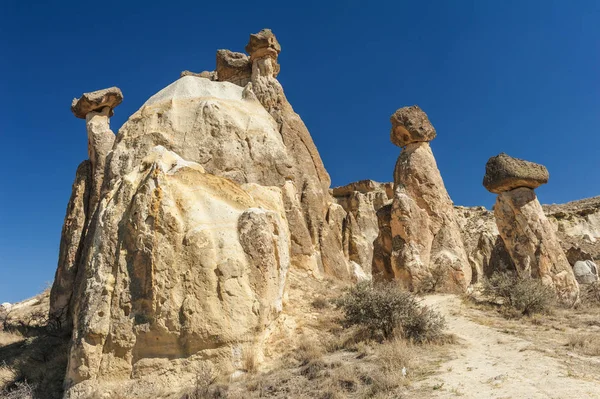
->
[494,188,580,303]
[388,107,471,292]
[333,180,393,279]
[483,153,549,194]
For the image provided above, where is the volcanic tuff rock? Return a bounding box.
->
[483,153,549,194]
[49,29,366,398]
[484,153,580,303]
[388,106,471,292]
[390,105,437,147]
[71,87,123,119]
[333,180,393,278]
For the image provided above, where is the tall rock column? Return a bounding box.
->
[389,106,471,292]
[484,153,580,304]
[49,88,122,327]
[71,87,123,212]
[244,29,350,277]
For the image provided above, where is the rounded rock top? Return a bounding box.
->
[71,87,123,119]
[390,105,437,147]
[483,153,549,194]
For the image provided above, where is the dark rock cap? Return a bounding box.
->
[245,29,281,60]
[216,50,252,84]
[390,105,437,147]
[483,153,549,194]
[71,87,123,119]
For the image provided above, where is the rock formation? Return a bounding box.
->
[484,153,579,303]
[332,180,393,279]
[387,106,472,292]
[573,260,598,284]
[48,29,368,398]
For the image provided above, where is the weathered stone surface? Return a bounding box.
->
[390,142,471,292]
[245,28,281,61]
[65,146,290,397]
[180,70,216,80]
[454,206,515,282]
[71,87,123,119]
[333,181,392,278]
[372,204,393,281]
[544,196,600,260]
[495,187,579,303]
[216,49,252,86]
[573,260,598,284]
[565,246,594,266]
[49,160,91,327]
[483,153,549,194]
[85,106,116,212]
[390,105,436,147]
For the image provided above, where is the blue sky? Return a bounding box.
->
[1,0,599,303]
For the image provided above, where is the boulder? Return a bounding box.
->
[216,49,252,85]
[483,153,549,194]
[65,147,290,397]
[390,105,437,147]
[71,87,123,119]
[494,187,579,303]
[573,260,598,284]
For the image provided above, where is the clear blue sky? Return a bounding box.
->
[1,0,599,303]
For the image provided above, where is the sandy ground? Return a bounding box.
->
[414,295,600,399]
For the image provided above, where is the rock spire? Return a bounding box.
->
[484,153,579,303]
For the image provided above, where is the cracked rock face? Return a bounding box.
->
[390,142,472,292]
[494,187,579,303]
[483,153,549,194]
[390,105,437,147]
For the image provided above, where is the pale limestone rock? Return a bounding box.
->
[390,139,471,292]
[494,187,579,304]
[333,180,393,278]
[64,146,290,397]
[573,260,598,284]
[483,153,549,194]
[49,160,91,327]
[454,206,514,282]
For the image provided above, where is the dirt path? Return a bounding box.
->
[414,294,600,399]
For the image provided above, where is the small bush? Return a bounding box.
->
[334,281,446,342]
[311,297,330,310]
[581,281,600,305]
[567,333,600,356]
[416,266,447,294]
[482,272,555,316]
[0,381,36,399]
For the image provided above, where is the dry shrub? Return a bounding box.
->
[482,272,555,316]
[186,363,229,399]
[311,297,330,310]
[242,346,258,374]
[0,380,35,399]
[416,266,447,294]
[295,336,323,366]
[581,281,600,306]
[335,281,446,342]
[567,334,600,356]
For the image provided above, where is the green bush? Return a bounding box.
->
[334,281,445,342]
[482,272,555,316]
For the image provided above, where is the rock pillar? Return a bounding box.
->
[389,106,471,292]
[484,153,579,304]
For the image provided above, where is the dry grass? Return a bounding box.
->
[567,333,600,356]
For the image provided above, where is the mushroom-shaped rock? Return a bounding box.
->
[216,49,252,86]
[390,105,437,147]
[483,153,549,194]
[71,87,123,119]
[245,28,281,60]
